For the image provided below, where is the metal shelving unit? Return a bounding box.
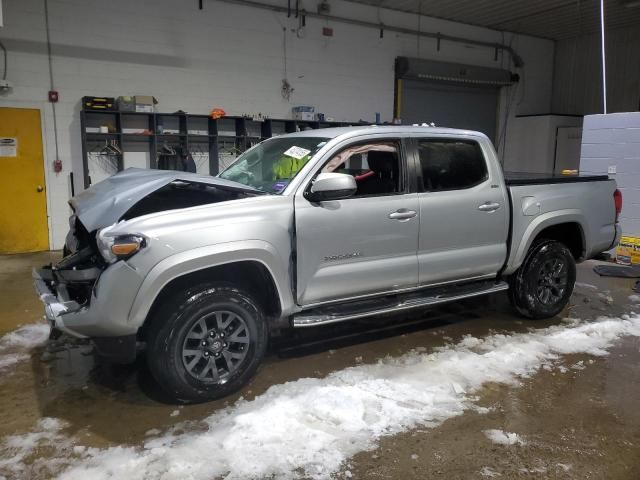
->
[80,109,364,189]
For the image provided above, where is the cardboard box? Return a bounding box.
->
[134,95,157,113]
[293,106,314,121]
[294,112,315,121]
[615,236,640,265]
[117,96,135,112]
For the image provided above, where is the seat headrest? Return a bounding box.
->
[367,150,396,173]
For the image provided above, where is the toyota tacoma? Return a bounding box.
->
[34,126,622,403]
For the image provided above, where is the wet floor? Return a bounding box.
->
[1,252,639,478]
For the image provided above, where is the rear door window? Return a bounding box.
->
[417,139,488,192]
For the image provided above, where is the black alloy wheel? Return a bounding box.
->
[146,283,268,403]
[509,240,576,319]
[181,310,250,384]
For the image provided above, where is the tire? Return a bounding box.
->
[145,283,268,403]
[508,240,576,319]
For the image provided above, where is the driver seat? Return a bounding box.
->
[357,150,398,195]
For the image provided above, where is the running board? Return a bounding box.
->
[293,280,509,328]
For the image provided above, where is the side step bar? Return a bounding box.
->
[293,280,509,328]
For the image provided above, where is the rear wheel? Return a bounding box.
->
[145,283,268,403]
[509,240,576,319]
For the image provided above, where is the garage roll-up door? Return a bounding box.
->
[395,57,518,143]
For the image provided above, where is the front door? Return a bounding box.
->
[0,108,49,253]
[294,139,419,306]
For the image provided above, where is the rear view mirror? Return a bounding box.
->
[307,173,357,202]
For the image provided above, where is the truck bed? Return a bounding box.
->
[503,174,618,275]
[504,172,609,186]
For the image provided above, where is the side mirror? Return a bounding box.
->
[307,172,357,202]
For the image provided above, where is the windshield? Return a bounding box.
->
[218,136,330,194]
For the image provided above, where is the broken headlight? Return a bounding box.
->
[97,229,148,264]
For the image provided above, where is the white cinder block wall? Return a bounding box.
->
[0,0,554,249]
[580,113,640,236]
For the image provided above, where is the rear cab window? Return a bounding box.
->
[416,139,488,192]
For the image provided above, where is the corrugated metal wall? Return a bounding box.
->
[348,0,640,40]
[552,25,640,115]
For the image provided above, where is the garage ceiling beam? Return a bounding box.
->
[212,0,525,67]
[486,0,575,30]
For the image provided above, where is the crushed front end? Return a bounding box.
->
[33,216,141,363]
[32,168,263,364]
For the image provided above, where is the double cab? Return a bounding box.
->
[34,126,621,402]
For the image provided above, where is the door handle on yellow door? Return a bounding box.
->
[36,185,44,192]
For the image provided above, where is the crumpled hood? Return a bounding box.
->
[70,168,261,231]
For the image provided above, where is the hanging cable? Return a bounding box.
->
[416,0,422,57]
[281,27,294,100]
[599,0,607,114]
[215,0,524,67]
[0,39,7,80]
[496,33,520,165]
[43,0,60,163]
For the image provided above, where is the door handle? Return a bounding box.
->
[388,209,417,220]
[36,185,44,193]
[478,202,500,212]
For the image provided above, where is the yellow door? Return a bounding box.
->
[0,108,49,253]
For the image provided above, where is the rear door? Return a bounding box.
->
[294,137,419,306]
[411,136,509,286]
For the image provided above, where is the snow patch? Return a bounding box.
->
[0,353,29,370]
[629,295,640,303]
[597,292,614,305]
[571,361,586,370]
[3,315,640,480]
[575,282,598,291]
[520,466,547,474]
[480,466,501,477]
[0,323,49,350]
[483,429,526,446]
[0,418,72,478]
[0,323,49,373]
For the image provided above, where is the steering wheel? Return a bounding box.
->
[244,148,263,169]
[235,170,255,183]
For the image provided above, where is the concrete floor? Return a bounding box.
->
[1,252,639,479]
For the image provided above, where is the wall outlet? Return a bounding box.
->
[608,165,617,174]
[0,79,12,91]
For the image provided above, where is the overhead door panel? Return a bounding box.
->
[395,57,518,145]
[401,80,499,142]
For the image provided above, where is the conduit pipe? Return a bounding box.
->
[212,0,525,67]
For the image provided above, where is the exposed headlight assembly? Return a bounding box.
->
[97,229,148,264]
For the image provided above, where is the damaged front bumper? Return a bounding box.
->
[33,268,86,338]
[32,259,144,363]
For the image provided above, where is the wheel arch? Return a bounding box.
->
[128,241,294,333]
[507,211,588,274]
[533,222,585,260]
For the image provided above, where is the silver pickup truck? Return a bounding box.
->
[34,126,621,402]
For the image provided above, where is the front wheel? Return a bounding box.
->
[146,283,268,403]
[509,240,576,319]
